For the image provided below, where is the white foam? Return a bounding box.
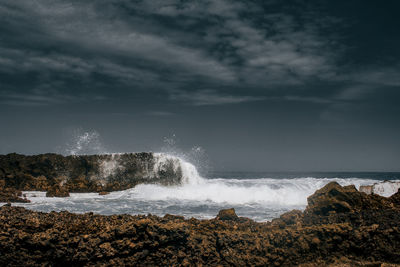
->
[373,181,400,197]
[124,177,381,206]
[12,154,400,221]
[152,153,204,184]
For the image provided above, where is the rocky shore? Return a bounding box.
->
[1,182,400,266]
[0,153,184,201]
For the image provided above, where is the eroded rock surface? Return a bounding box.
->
[0,179,30,203]
[0,182,399,266]
[0,153,184,197]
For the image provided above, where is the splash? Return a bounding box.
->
[99,154,124,183]
[128,177,381,206]
[65,130,106,155]
[152,153,204,185]
[160,134,209,176]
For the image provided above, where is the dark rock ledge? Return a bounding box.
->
[0,153,183,200]
[1,182,400,266]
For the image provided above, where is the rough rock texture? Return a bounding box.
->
[0,182,400,266]
[0,179,30,203]
[305,182,395,215]
[216,208,239,221]
[46,184,70,197]
[0,153,183,197]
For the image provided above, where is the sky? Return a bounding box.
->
[0,0,399,172]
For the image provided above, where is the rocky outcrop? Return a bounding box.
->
[305,182,395,216]
[0,179,30,203]
[46,184,70,197]
[0,182,400,266]
[0,153,184,197]
[216,208,239,221]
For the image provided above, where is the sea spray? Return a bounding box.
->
[64,130,107,156]
[160,134,210,177]
[152,153,204,185]
[10,152,400,221]
[16,175,399,221]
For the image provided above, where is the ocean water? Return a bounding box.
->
[9,155,400,222]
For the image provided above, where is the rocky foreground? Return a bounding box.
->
[1,182,400,266]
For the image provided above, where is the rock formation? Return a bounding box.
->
[46,184,70,197]
[0,153,184,197]
[0,182,400,266]
[0,179,30,203]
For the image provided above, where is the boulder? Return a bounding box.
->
[216,208,239,221]
[305,182,394,216]
[280,209,303,225]
[46,185,70,197]
[0,187,30,203]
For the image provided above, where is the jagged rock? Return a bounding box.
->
[0,153,184,199]
[279,209,303,225]
[305,182,394,216]
[0,187,30,203]
[389,188,400,206]
[0,201,399,266]
[216,208,239,221]
[46,185,70,197]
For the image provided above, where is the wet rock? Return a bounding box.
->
[216,208,239,221]
[0,200,399,266]
[0,187,30,203]
[0,152,184,200]
[98,191,109,196]
[389,188,400,206]
[279,209,303,225]
[305,182,394,216]
[46,184,70,197]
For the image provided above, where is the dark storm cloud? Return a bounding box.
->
[0,0,347,107]
[1,0,400,171]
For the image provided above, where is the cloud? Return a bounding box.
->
[0,0,373,108]
[0,0,236,82]
[0,88,106,107]
[350,67,400,87]
[170,89,264,106]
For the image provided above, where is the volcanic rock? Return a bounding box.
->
[1,176,400,265]
[0,180,30,203]
[1,196,400,266]
[46,184,70,197]
[0,153,184,198]
[305,181,395,216]
[216,208,239,221]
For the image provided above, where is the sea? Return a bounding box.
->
[10,155,400,222]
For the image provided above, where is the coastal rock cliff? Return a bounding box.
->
[0,153,184,198]
[0,182,400,266]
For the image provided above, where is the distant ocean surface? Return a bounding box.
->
[12,168,400,222]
